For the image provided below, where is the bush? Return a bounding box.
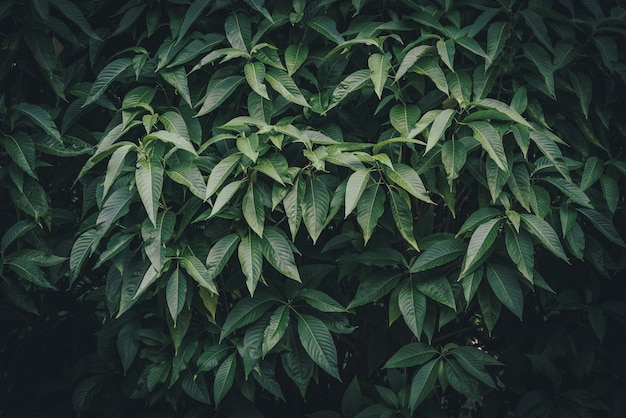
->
[1,0,626,416]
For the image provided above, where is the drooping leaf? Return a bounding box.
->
[410,239,465,273]
[576,208,626,247]
[220,293,276,341]
[468,121,508,172]
[357,184,386,245]
[327,69,371,111]
[348,272,401,309]
[244,62,270,100]
[485,263,523,319]
[308,16,344,44]
[460,217,502,277]
[12,103,61,141]
[238,233,264,296]
[263,305,290,355]
[389,190,419,251]
[345,169,370,218]
[302,175,330,244]
[285,43,309,76]
[297,313,340,380]
[265,69,310,108]
[395,45,432,81]
[197,76,245,116]
[135,152,164,227]
[262,227,301,281]
[398,278,427,338]
[206,233,241,281]
[426,109,455,154]
[410,359,439,412]
[505,225,534,282]
[225,13,251,52]
[83,59,133,107]
[368,52,391,99]
[520,214,569,261]
[213,353,237,406]
[522,43,555,99]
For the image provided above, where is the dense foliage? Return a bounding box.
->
[2,0,626,416]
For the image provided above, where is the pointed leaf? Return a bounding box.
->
[369,52,391,99]
[385,163,432,203]
[243,183,265,237]
[390,104,421,137]
[302,176,330,244]
[262,227,301,281]
[205,153,242,200]
[285,43,309,76]
[297,314,340,380]
[460,217,502,277]
[298,289,346,313]
[4,133,37,178]
[410,360,439,412]
[239,233,263,295]
[426,109,455,154]
[135,153,163,226]
[395,45,432,81]
[505,225,534,282]
[398,278,427,338]
[84,59,133,107]
[468,121,507,172]
[12,103,61,141]
[345,169,370,218]
[225,13,251,52]
[166,267,187,323]
[384,343,438,368]
[244,62,269,100]
[197,76,245,116]
[213,354,237,406]
[410,239,465,272]
[160,67,192,108]
[263,305,290,355]
[389,190,419,250]
[520,214,569,261]
[485,264,523,319]
[357,184,386,245]
[265,69,310,108]
[220,292,275,341]
[308,16,344,44]
[576,208,626,247]
[522,43,555,98]
[472,98,532,128]
[69,229,99,286]
[328,69,371,111]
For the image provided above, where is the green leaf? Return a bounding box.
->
[1,220,36,254]
[5,133,37,179]
[284,176,304,240]
[506,163,533,212]
[410,359,439,412]
[197,76,245,116]
[83,59,133,107]
[486,22,510,65]
[308,16,344,44]
[520,214,569,261]
[413,58,449,95]
[522,43,555,99]
[348,272,401,308]
[97,188,133,236]
[262,227,301,281]
[415,274,455,310]
[6,258,52,289]
[395,45,432,81]
[160,67,192,108]
[263,305,290,355]
[180,253,218,294]
[135,152,164,227]
[426,109,455,154]
[389,190,419,251]
[451,347,496,388]
[69,229,99,286]
[410,239,465,273]
[385,163,432,203]
[345,169,370,218]
[457,209,501,237]
[166,267,186,324]
[167,163,207,199]
[436,39,455,71]
[12,103,61,141]
[297,313,340,380]
[298,289,346,313]
[265,69,310,108]
[302,176,330,244]
[580,156,603,191]
[468,121,508,172]
[485,264,523,319]
[539,177,592,208]
[244,0,273,22]
[529,130,569,180]
[197,344,231,372]
[601,174,619,214]
[441,140,467,184]
[220,293,275,341]
[214,353,237,406]
[205,153,242,200]
[570,72,592,118]
[243,183,265,237]
[236,133,260,163]
[368,52,391,99]
[357,184,386,245]
[460,217,502,277]
[206,233,241,281]
[146,130,196,155]
[103,144,135,197]
[238,233,263,296]
[244,62,270,100]
[398,278,427,338]
[50,0,100,40]
[505,225,534,282]
[384,343,438,368]
[447,71,472,109]
[576,208,626,247]
[486,158,509,203]
[471,98,532,128]
[455,36,490,62]
[390,104,421,138]
[177,0,212,42]
[225,13,251,52]
[327,69,371,111]
[255,155,288,185]
[285,44,309,76]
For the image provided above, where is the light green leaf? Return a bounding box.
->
[390,104,421,138]
[447,70,472,108]
[410,359,439,412]
[413,58,448,95]
[160,67,192,108]
[437,39,455,71]
[308,16,344,44]
[395,45,433,81]
[284,176,304,240]
[205,153,242,200]
[145,130,196,155]
[97,188,133,236]
[520,214,569,261]
[255,155,288,185]
[238,233,263,296]
[486,22,510,66]
[167,163,207,199]
[243,183,265,237]
[410,239,465,273]
[180,253,218,294]
[345,169,370,218]
[385,163,432,203]
[398,278,427,338]
[262,227,301,281]
[285,43,309,76]
[225,13,251,52]
[408,109,440,139]
[389,190,419,251]
[236,133,260,163]
[441,140,467,184]
[166,267,186,324]
[297,313,340,380]
[244,62,270,100]
[263,305,290,355]
[456,209,501,237]
[505,225,534,282]
[302,176,330,244]
[468,121,508,172]
[83,59,133,107]
[368,52,391,99]
[265,69,310,108]
[328,69,371,111]
[12,103,61,141]
[460,217,501,277]
[426,109,455,154]
[357,184,386,245]
[522,43,555,99]
[197,76,245,116]
[471,98,532,128]
[214,354,237,406]
[485,264,523,319]
[135,152,164,227]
